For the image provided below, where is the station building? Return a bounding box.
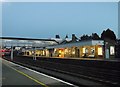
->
[0,37,117,59]
[24,39,116,59]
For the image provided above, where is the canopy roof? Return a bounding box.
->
[0,37,58,47]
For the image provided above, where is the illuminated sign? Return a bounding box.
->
[110,46,115,55]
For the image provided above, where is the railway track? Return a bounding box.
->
[4,56,120,86]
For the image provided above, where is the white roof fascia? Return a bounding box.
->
[46,40,104,49]
[92,40,104,45]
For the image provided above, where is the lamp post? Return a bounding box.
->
[34,46,36,60]
[33,42,36,60]
[11,45,13,61]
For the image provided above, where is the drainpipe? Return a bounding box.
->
[105,41,109,59]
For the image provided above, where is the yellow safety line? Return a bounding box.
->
[10,66,49,87]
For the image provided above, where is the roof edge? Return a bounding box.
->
[0,37,58,43]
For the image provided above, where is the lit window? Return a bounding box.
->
[83,48,85,53]
[98,47,103,55]
[43,51,45,55]
[65,48,68,54]
[59,50,61,53]
[110,46,115,55]
[72,51,75,54]
[85,48,88,53]
[91,48,95,55]
[54,48,57,52]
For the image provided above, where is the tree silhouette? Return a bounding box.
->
[80,33,100,41]
[101,28,116,40]
[92,33,100,40]
[80,34,92,41]
[101,30,106,39]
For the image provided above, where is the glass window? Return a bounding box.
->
[110,46,115,55]
[91,48,95,55]
[83,48,85,53]
[85,48,88,53]
[98,47,103,55]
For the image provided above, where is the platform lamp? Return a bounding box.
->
[34,45,36,60]
[32,41,36,60]
[11,44,13,61]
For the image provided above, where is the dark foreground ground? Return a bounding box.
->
[3,56,120,86]
[1,58,76,87]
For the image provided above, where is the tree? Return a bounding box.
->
[101,30,106,40]
[80,34,92,41]
[55,35,60,39]
[92,33,100,40]
[80,33,100,41]
[101,28,116,40]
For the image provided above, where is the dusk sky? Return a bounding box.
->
[2,2,118,39]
